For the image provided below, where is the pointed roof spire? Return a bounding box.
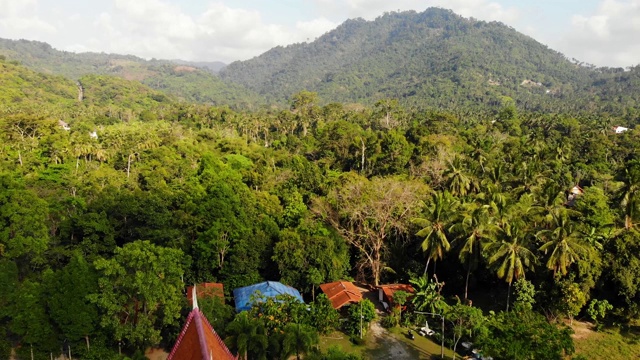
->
[192,284,199,310]
[167,308,238,360]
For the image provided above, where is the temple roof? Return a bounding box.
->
[167,308,237,360]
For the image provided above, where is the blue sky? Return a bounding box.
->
[0,0,638,67]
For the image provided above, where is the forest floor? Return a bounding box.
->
[571,320,640,359]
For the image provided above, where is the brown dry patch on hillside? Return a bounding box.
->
[174,65,197,73]
[570,320,595,340]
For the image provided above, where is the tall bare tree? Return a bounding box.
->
[312,174,427,286]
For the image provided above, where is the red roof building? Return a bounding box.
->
[187,283,225,303]
[167,288,237,360]
[319,281,363,309]
[377,284,415,306]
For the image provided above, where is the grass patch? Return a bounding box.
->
[318,330,366,356]
[572,321,640,359]
[387,326,458,359]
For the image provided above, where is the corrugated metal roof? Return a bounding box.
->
[319,281,362,309]
[233,281,304,312]
[187,283,224,303]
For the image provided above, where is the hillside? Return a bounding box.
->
[219,8,635,113]
[0,38,263,109]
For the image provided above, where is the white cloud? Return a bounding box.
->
[76,1,338,62]
[0,0,56,39]
[558,0,640,67]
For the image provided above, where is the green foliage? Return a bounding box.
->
[283,323,319,360]
[90,240,185,350]
[560,281,588,324]
[44,254,99,343]
[307,294,340,334]
[344,300,376,337]
[513,278,536,310]
[478,308,575,360]
[587,299,613,327]
[199,296,235,338]
[410,275,447,314]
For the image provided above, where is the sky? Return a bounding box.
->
[0,0,638,67]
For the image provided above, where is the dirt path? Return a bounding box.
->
[368,321,417,360]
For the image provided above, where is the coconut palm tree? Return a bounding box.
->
[414,191,459,275]
[450,201,498,300]
[537,212,588,276]
[619,161,640,230]
[282,323,319,360]
[226,312,268,360]
[485,223,537,311]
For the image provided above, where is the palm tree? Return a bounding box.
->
[225,312,268,360]
[485,223,536,311]
[282,323,319,360]
[450,201,497,300]
[444,156,475,197]
[415,191,458,275]
[537,212,588,276]
[619,161,640,230]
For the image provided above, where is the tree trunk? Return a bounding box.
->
[312,285,315,302]
[127,154,133,178]
[625,214,632,230]
[464,264,471,300]
[423,257,431,276]
[360,138,366,172]
[506,281,512,312]
[85,335,90,352]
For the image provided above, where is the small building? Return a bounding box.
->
[319,281,362,309]
[89,131,98,139]
[566,185,584,207]
[167,288,238,360]
[378,284,415,311]
[58,120,70,131]
[614,126,629,134]
[233,281,304,312]
[187,282,225,303]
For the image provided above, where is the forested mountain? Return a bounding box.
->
[0,38,263,109]
[220,8,639,114]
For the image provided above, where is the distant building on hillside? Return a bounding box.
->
[614,126,629,134]
[58,120,70,131]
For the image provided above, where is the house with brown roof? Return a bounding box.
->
[187,282,225,303]
[319,281,363,309]
[168,288,238,360]
[377,284,415,310]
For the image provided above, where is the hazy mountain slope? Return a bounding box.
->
[219,8,597,109]
[0,38,263,109]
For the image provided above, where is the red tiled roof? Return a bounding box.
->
[167,308,237,360]
[187,283,225,303]
[378,284,415,305]
[319,281,362,309]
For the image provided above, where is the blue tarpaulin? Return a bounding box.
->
[233,281,304,312]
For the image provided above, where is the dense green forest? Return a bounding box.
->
[0,38,263,109]
[2,49,640,359]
